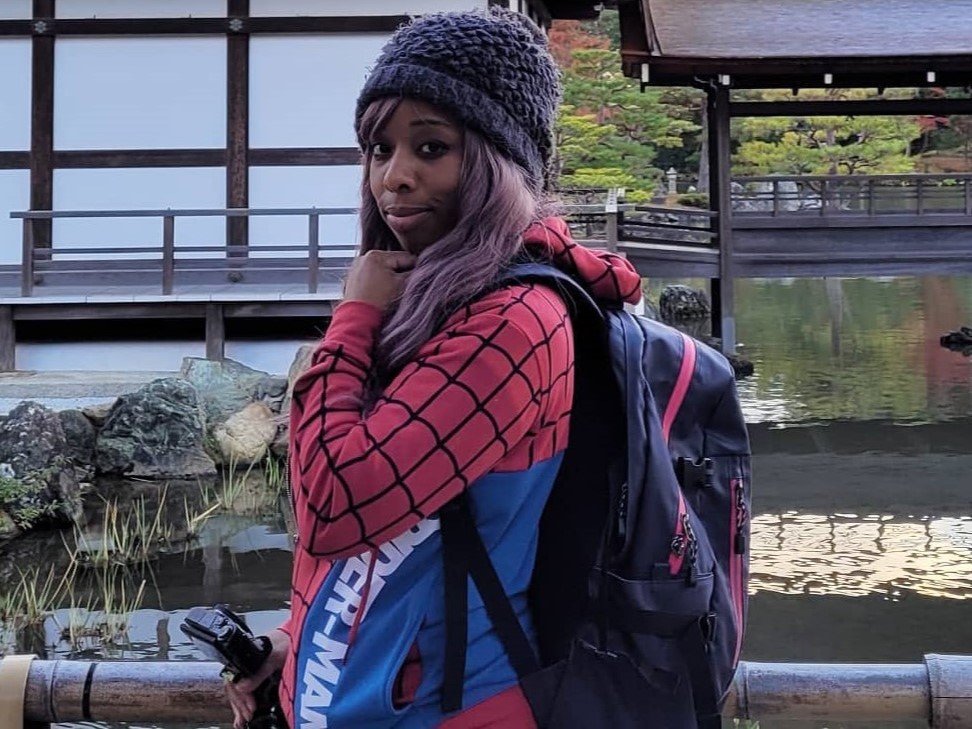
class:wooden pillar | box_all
[0,307,15,371]
[226,0,249,258]
[205,304,225,361]
[30,0,55,250]
[707,84,736,353]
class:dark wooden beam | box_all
[54,149,227,168]
[707,85,735,352]
[227,0,249,257]
[205,303,225,361]
[0,20,31,37]
[12,303,211,321]
[242,16,408,33]
[7,300,338,322]
[249,147,361,166]
[40,148,358,168]
[30,0,54,249]
[0,15,407,36]
[0,153,30,170]
[0,306,14,371]
[626,53,972,90]
[732,98,972,118]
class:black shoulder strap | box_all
[496,262,603,319]
[440,493,540,713]
[440,263,602,714]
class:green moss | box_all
[0,474,61,530]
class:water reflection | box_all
[752,512,972,600]
[733,276,972,423]
[3,275,970,729]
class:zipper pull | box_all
[615,481,628,550]
[734,532,747,555]
[734,479,748,555]
[682,513,698,585]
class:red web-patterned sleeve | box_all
[527,217,642,305]
[289,295,562,559]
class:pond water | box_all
[6,275,972,729]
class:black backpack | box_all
[440,263,752,729]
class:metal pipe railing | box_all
[6,654,972,726]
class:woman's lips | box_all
[384,208,431,236]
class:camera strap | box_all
[0,654,35,729]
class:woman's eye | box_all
[419,141,447,156]
[370,142,391,157]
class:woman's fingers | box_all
[225,679,257,725]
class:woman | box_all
[228,8,641,728]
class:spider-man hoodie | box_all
[280,217,641,728]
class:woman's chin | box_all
[400,236,436,256]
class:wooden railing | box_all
[11,207,358,297]
[11,176,972,300]
[11,197,657,298]
[619,203,716,247]
[4,655,972,726]
[732,173,972,217]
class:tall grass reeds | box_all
[66,489,173,569]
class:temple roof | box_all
[619,0,972,88]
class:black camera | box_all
[181,604,271,680]
[180,604,286,729]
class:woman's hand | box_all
[343,250,417,311]
[224,628,289,729]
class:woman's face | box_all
[367,100,464,255]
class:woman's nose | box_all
[383,151,416,192]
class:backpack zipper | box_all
[665,332,699,584]
[682,512,699,585]
[283,454,298,548]
[729,476,747,663]
[668,492,698,584]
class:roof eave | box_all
[622,52,972,89]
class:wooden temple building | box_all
[616,0,972,349]
[0,0,600,372]
[3,0,972,368]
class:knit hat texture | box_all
[355,7,562,188]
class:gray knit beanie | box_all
[355,7,562,189]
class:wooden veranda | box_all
[6,173,972,370]
[616,0,972,350]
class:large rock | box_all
[660,285,711,322]
[179,357,288,425]
[0,509,17,542]
[81,401,116,428]
[58,408,97,478]
[96,378,216,479]
[940,325,972,356]
[214,402,278,465]
[272,343,316,457]
[0,401,83,528]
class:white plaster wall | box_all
[16,340,310,374]
[0,171,29,266]
[248,166,360,257]
[0,1,31,19]
[53,168,225,256]
[55,37,226,150]
[226,339,315,374]
[56,0,226,18]
[250,0,484,16]
[0,40,31,151]
[249,35,385,149]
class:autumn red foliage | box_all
[547,20,609,69]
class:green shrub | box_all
[676,192,710,209]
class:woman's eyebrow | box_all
[409,118,454,128]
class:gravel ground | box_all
[0,370,176,414]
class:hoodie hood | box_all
[522,217,642,307]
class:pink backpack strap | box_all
[661,333,697,443]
